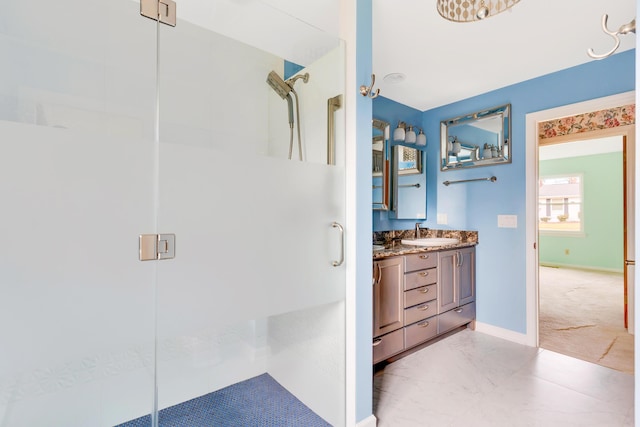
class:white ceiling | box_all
[373,0,636,111]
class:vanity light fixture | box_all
[405,126,417,144]
[416,128,427,146]
[394,122,425,145]
[436,0,520,23]
[393,121,406,142]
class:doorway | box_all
[525,91,636,351]
[537,135,633,372]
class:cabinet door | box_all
[373,257,404,337]
[437,250,457,313]
[458,247,476,306]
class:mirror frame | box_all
[440,103,511,171]
[372,118,390,210]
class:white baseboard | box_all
[356,414,377,427]
[474,321,535,347]
[539,262,623,274]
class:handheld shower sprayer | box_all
[266,71,294,127]
[266,70,310,161]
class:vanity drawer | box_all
[405,301,438,325]
[373,328,404,364]
[404,268,437,291]
[405,317,437,348]
[404,284,436,308]
[405,252,437,272]
[438,302,476,334]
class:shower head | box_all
[266,71,293,100]
[267,71,294,127]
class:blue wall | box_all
[372,49,635,334]
[355,0,373,423]
[422,49,635,333]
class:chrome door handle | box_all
[332,222,345,267]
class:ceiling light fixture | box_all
[383,73,406,84]
[436,0,520,23]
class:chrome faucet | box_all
[415,222,426,239]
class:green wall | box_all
[539,151,623,271]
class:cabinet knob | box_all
[419,255,430,259]
[419,271,429,277]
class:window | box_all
[538,175,583,234]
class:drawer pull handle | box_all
[373,339,383,347]
[454,308,464,313]
[419,288,430,294]
[417,321,430,328]
[419,272,429,277]
[419,255,430,259]
[418,304,429,311]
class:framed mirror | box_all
[372,118,390,210]
[440,103,511,171]
[390,144,426,219]
[394,145,423,175]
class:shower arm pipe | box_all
[587,14,636,60]
[442,176,497,186]
[327,95,342,165]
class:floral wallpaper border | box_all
[538,104,635,140]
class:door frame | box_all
[524,91,636,346]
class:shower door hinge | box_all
[139,234,176,261]
[140,0,177,27]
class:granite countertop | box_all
[372,229,478,260]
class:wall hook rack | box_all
[587,14,636,60]
[360,74,380,98]
[443,176,497,186]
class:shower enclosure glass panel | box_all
[0,0,157,426]
[155,1,346,425]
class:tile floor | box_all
[373,329,634,427]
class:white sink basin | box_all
[401,237,459,247]
[373,244,386,251]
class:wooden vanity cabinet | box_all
[373,246,476,365]
[437,246,476,334]
[373,257,405,363]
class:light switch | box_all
[437,213,448,225]
[498,215,517,228]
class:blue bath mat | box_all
[115,373,331,427]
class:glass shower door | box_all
[154,1,347,425]
[0,0,159,426]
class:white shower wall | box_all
[1,0,346,426]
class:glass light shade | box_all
[393,122,405,142]
[416,130,427,146]
[405,126,416,144]
[436,0,521,22]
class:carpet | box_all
[539,266,634,374]
[116,373,331,427]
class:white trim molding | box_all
[356,414,377,427]
[474,321,533,347]
[525,90,636,348]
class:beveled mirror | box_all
[441,103,511,171]
[372,118,390,210]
